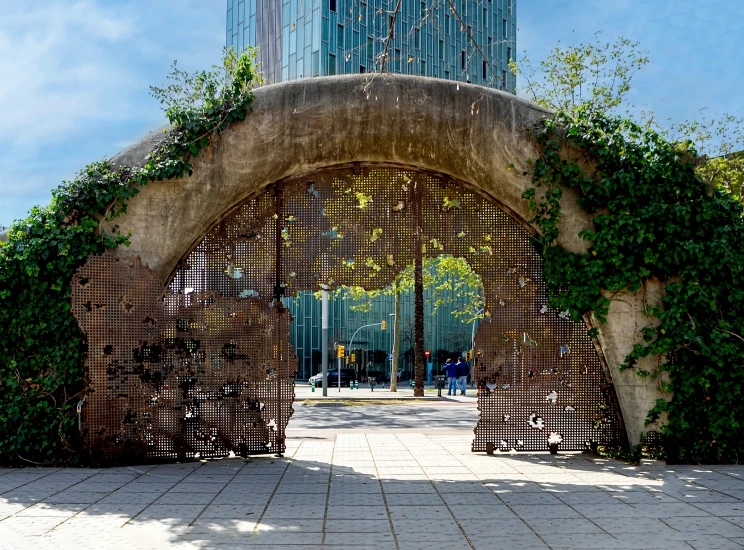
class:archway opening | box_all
[72,164,623,463]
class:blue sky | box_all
[0,0,742,227]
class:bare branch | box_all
[379,0,403,73]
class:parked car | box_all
[308,368,358,387]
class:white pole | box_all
[390,313,396,387]
[322,286,329,396]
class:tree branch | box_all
[379,0,403,73]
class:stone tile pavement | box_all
[1,434,743,549]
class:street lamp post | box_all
[321,286,329,396]
[347,321,384,387]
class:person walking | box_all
[456,356,469,396]
[444,358,458,396]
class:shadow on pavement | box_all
[0,434,743,549]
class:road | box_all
[288,402,479,431]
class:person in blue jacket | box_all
[456,356,469,396]
[444,358,459,396]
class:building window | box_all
[445,14,450,35]
[482,60,487,79]
[508,0,513,16]
[330,0,337,13]
[394,48,401,71]
[312,51,319,76]
[483,8,488,27]
[438,39,444,60]
[503,18,508,39]
[507,46,512,62]
[389,15,395,39]
[367,37,373,61]
[337,24,344,49]
[360,65,366,73]
[415,28,420,49]
[329,53,336,75]
[461,50,466,70]
[420,60,426,75]
[445,70,450,79]
[501,70,507,90]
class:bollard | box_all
[311,379,315,392]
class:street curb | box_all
[296,396,454,403]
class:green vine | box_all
[524,107,744,463]
[0,49,259,466]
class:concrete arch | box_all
[109,74,663,445]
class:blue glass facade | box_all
[284,280,478,380]
[225,1,511,380]
[227,0,517,91]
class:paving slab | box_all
[1,433,744,549]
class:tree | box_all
[328,255,485,390]
[509,33,649,117]
[670,113,744,203]
[510,35,743,203]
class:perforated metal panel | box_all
[71,253,294,463]
[71,164,623,463]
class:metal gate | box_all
[72,164,623,463]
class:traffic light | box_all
[381,320,387,331]
[351,353,356,363]
[465,350,472,361]
[337,345,345,358]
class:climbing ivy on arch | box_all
[523,106,744,463]
[0,49,261,466]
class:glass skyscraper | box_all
[225,1,508,379]
[227,0,517,92]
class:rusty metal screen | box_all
[72,164,622,462]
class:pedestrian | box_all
[456,356,469,395]
[444,358,458,396]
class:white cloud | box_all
[0,0,225,225]
[0,1,138,148]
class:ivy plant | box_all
[0,48,260,466]
[524,106,744,463]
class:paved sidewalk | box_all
[1,434,744,549]
[288,401,479,438]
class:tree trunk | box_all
[413,184,425,397]
[390,281,401,392]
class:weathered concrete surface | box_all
[591,282,670,445]
[106,73,661,446]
